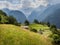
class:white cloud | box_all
[20,0,48,16]
[0,0,60,10]
[0,0,48,10]
[30,0,48,8]
[48,0,60,5]
[0,1,22,10]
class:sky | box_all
[0,0,48,9]
[0,0,60,16]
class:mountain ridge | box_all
[2,8,27,23]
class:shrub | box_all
[0,11,21,26]
[46,22,50,27]
[15,23,21,26]
[39,29,43,34]
[0,15,8,24]
[39,22,45,25]
[8,16,17,24]
[24,20,29,26]
[33,19,39,24]
[50,34,60,45]
[50,24,57,34]
[31,29,37,33]
[50,25,57,29]
[50,24,60,45]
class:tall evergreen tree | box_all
[47,22,50,27]
[34,19,39,24]
[8,16,17,24]
[24,20,29,26]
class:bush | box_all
[15,23,21,26]
[8,16,17,24]
[50,24,60,45]
[39,22,45,25]
[0,16,1,21]
[46,22,50,27]
[0,11,21,26]
[39,29,43,34]
[50,25,57,29]
[31,29,37,33]
[50,34,60,45]
[0,15,8,24]
[8,16,21,26]
[33,19,39,24]
[0,16,1,23]
[24,20,29,26]
[50,25,57,33]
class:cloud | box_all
[21,0,48,8]
[47,0,60,5]
[0,0,48,9]
[0,1,22,10]
[0,0,60,10]
[32,0,48,7]
[20,0,48,16]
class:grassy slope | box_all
[29,24,52,40]
[29,24,49,31]
[0,24,52,45]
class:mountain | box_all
[28,5,48,23]
[21,7,34,17]
[38,4,60,22]
[37,4,60,28]
[43,8,60,28]
[2,8,26,23]
[28,4,60,28]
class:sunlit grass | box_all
[29,24,49,31]
[29,24,52,40]
[0,24,52,45]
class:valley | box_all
[0,2,60,45]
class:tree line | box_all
[0,10,20,26]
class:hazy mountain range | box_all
[2,8,26,23]
[1,4,60,28]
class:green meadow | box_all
[0,24,52,45]
[29,23,50,30]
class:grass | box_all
[29,24,50,31]
[0,24,52,45]
[29,23,52,40]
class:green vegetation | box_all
[30,29,37,33]
[0,10,60,45]
[33,19,39,24]
[0,10,8,24]
[29,23,60,45]
[29,24,49,31]
[24,20,29,26]
[29,23,52,36]
[50,25,60,45]
[46,22,50,27]
[0,10,20,26]
[0,24,52,45]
